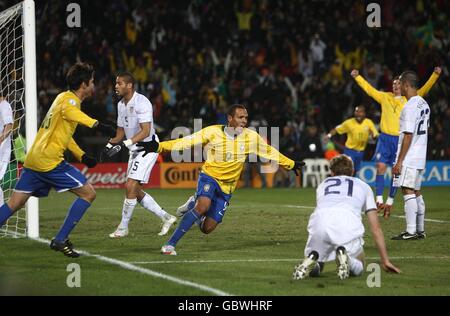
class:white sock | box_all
[119,198,137,229]
[376,196,383,204]
[139,193,168,220]
[404,194,417,234]
[416,195,425,232]
[349,256,364,276]
[0,188,4,206]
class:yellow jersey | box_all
[355,72,439,136]
[24,91,98,172]
[335,118,378,152]
[158,125,295,194]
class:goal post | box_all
[23,0,38,238]
[0,0,38,238]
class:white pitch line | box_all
[391,215,449,223]
[131,256,450,265]
[28,236,233,296]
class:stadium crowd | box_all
[7,0,450,161]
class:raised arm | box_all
[351,69,385,105]
[417,67,441,97]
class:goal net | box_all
[0,0,37,238]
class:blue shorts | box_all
[373,133,399,166]
[15,161,87,197]
[343,147,364,173]
[195,173,232,224]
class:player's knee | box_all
[84,188,96,203]
[194,203,209,215]
[125,180,140,195]
[201,225,215,234]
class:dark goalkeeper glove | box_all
[291,160,306,176]
[102,140,133,159]
[81,154,97,168]
[96,121,117,138]
[136,135,159,157]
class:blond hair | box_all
[330,154,354,176]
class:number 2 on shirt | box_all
[324,178,354,197]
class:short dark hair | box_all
[117,71,135,88]
[66,62,94,90]
[355,104,366,112]
[400,71,419,89]
[227,104,247,117]
[330,154,354,176]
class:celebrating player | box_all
[292,154,400,280]
[391,71,430,240]
[351,67,440,211]
[136,104,305,255]
[0,62,116,257]
[0,87,13,206]
[105,72,176,238]
[324,105,378,176]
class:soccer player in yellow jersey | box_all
[136,104,305,255]
[351,67,441,211]
[324,105,378,176]
[0,63,116,257]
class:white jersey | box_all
[309,175,377,244]
[117,91,156,152]
[396,95,430,169]
[0,99,13,162]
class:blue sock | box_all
[167,209,201,247]
[55,198,91,242]
[0,203,14,226]
[375,175,384,196]
[389,178,398,198]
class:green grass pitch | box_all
[0,187,449,295]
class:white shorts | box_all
[304,210,365,262]
[304,234,364,262]
[392,166,423,190]
[126,151,158,184]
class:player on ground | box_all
[0,87,13,206]
[292,154,400,280]
[391,71,430,240]
[0,63,116,257]
[324,105,378,176]
[136,104,305,255]
[351,67,440,211]
[105,72,176,238]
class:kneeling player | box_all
[292,155,400,280]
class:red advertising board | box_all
[72,163,161,189]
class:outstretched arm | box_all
[250,133,305,174]
[367,210,401,273]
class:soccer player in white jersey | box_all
[0,88,13,206]
[292,155,400,280]
[104,72,176,238]
[391,71,431,240]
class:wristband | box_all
[123,139,133,147]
